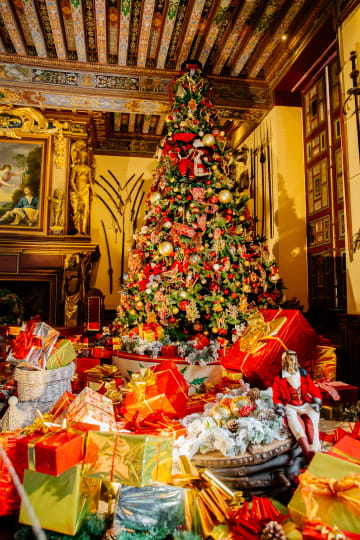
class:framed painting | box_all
[0,138,48,232]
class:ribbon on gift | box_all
[125,368,157,402]
[171,455,243,537]
[303,520,346,540]
[11,317,43,360]
[320,422,360,444]
[316,378,341,401]
[298,470,360,521]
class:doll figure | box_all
[272,349,322,461]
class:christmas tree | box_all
[115,60,284,359]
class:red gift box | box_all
[221,309,319,388]
[302,520,352,539]
[121,360,189,421]
[0,431,22,516]
[320,381,358,405]
[76,357,101,383]
[328,434,360,464]
[161,345,178,358]
[16,428,85,479]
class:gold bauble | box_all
[172,307,179,314]
[202,133,215,147]
[129,309,137,316]
[211,326,219,334]
[158,241,174,256]
[135,301,144,310]
[170,177,176,183]
[243,284,251,292]
[149,191,161,204]
[206,187,213,194]
[218,189,232,204]
[212,304,223,312]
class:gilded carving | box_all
[0,105,56,138]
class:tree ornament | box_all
[135,301,144,310]
[149,192,161,204]
[172,307,179,314]
[202,133,215,147]
[218,189,232,204]
[211,326,219,333]
[158,241,174,256]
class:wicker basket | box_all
[15,362,75,402]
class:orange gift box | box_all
[49,390,76,421]
[16,428,85,478]
[121,360,188,421]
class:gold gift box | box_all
[83,431,173,487]
[19,464,100,535]
[288,452,360,534]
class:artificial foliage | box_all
[115,60,284,348]
[15,513,110,540]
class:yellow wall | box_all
[244,106,308,309]
[338,4,360,313]
[92,154,156,311]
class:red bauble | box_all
[225,215,233,222]
[208,195,218,204]
[231,292,237,299]
[238,404,253,417]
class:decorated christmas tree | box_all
[115,60,284,360]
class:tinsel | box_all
[14,514,110,540]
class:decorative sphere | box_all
[213,264,221,271]
[179,291,187,298]
[129,309,137,316]
[189,254,200,264]
[135,301,144,310]
[158,241,173,256]
[149,192,161,204]
[172,307,179,314]
[202,133,215,147]
[211,326,219,334]
[269,273,280,282]
[218,189,232,204]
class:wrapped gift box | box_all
[328,434,360,464]
[46,339,76,370]
[16,428,85,478]
[48,390,76,421]
[19,464,100,535]
[220,309,319,388]
[65,387,117,431]
[0,431,22,516]
[320,381,358,405]
[76,357,101,384]
[113,483,184,532]
[7,318,59,369]
[288,452,360,535]
[83,431,173,486]
[121,361,188,421]
[312,345,337,381]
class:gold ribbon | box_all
[126,368,157,402]
[299,470,360,521]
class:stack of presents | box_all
[0,309,359,539]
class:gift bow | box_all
[126,368,156,402]
[11,317,43,359]
[299,470,360,521]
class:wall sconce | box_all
[344,50,360,158]
[233,146,249,164]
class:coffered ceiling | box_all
[0,0,346,155]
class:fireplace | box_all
[0,273,60,325]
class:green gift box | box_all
[19,464,100,535]
[288,452,360,535]
[46,339,76,370]
[83,431,173,487]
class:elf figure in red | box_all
[272,349,322,462]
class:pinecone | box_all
[261,521,286,540]
[198,382,207,393]
[247,387,261,401]
[226,419,238,432]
